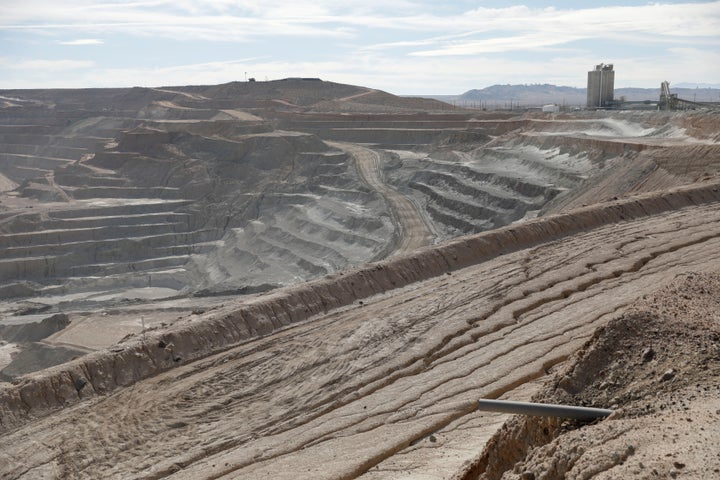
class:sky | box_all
[1,1,719,95]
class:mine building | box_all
[587,63,615,108]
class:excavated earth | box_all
[457,271,720,480]
[0,80,719,478]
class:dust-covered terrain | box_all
[0,80,719,479]
[459,272,720,480]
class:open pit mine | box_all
[1,79,719,479]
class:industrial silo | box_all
[587,63,615,108]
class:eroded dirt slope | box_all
[461,272,720,480]
[3,183,720,479]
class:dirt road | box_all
[329,141,435,254]
[3,196,720,479]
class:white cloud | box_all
[411,32,588,56]
[0,1,369,40]
[58,38,104,45]
[2,1,718,45]
[407,2,720,56]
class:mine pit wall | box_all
[519,133,658,159]
[141,120,273,138]
[0,230,213,285]
[541,143,720,215]
[2,181,720,433]
[267,112,525,143]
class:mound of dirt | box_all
[0,342,86,382]
[0,313,69,343]
[461,272,720,480]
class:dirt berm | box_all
[2,180,720,479]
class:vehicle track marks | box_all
[329,142,434,255]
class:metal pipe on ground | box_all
[478,399,613,420]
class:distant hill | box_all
[461,84,584,107]
[183,79,454,112]
[422,84,720,108]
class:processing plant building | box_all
[587,63,615,108]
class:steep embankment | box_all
[2,181,720,479]
[538,113,720,212]
[460,272,720,480]
[2,85,719,391]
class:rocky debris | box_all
[460,272,720,480]
[640,347,654,362]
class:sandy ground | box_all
[462,272,720,479]
[3,196,720,479]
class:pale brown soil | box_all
[3,183,720,478]
[461,272,720,480]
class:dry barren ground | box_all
[2,183,720,479]
[462,272,720,480]
[2,82,720,479]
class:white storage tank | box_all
[542,104,560,113]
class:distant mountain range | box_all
[422,84,720,107]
